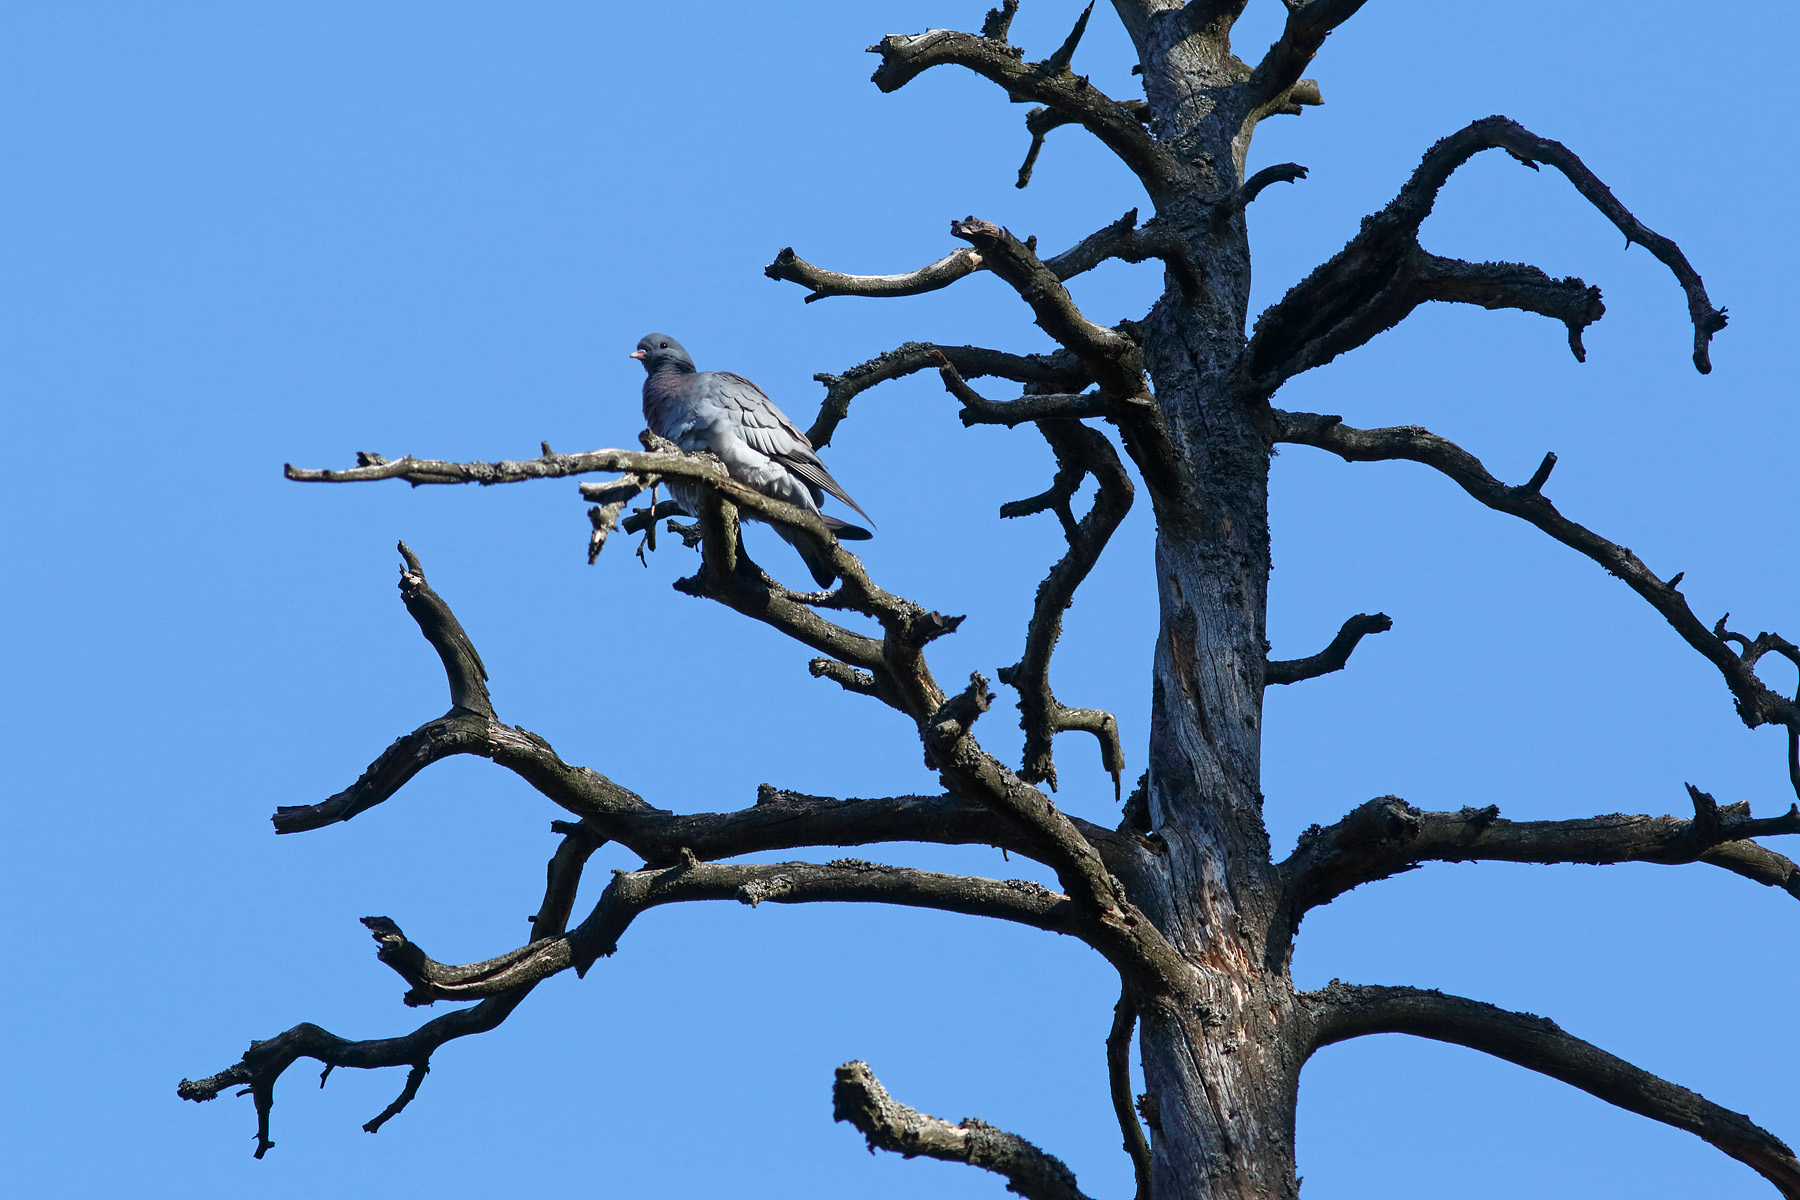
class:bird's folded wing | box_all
[778,454,874,527]
[709,372,875,527]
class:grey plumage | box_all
[632,333,872,586]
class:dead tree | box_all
[180,3,1800,1197]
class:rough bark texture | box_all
[187,4,1800,1198]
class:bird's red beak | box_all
[629,349,646,359]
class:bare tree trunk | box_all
[1123,50,1306,1185]
[1137,1001,1301,1199]
[1136,308,1304,1199]
[1136,461,1299,1196]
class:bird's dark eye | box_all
[659,341,669,348]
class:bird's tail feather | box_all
[775,516,866,588]
[820,514,873,541]
[792,536,838,589]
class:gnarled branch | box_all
[917,673,1189,991]
[284,440,705,489]
[1246,116,1727,394]
[772,216,1174,403]
[178,820,603,1156]
[770,211,1198,432]
[947,216,1183,496]
[1243,1,1369,117]
[1108,994,1153,1200]
[263,535,1177,993]
[1015,99,1150,189]
[1250,242,1605,394]
[834,1060,1097,1200]
[991,418,1134,796]
[395,541,489,715]
[806,341,1091,449]
[586,475,658,562]
[268,549,1154,877]
[1041,208,1206,302]
[1305,982,1800,1196]
[1265,611,1391,685]
[240,546,1180,1049]
[867,24,1184,199]
[949,217,1144,396]
[270,546,635,835]
[292,440,954,701]
[364,857,1089,1006]
[934,356,1109,428]
[1281,790,1800,924]
[764,245,984,303]
[179,836,1094,1157]
[1215,162,1308,225]
[1271,410,1800,738]
[179,992,536,1159]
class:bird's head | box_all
[630,333,695,375]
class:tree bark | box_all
[1125,32,1305,1196]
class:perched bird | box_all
[632,333,873,587]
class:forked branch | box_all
[268,545,641,835]
[1271,411,1800,741]
[948,217,1146,397]
[988,417,1134,795]
[1016,100,1150,190]
[475,452,1179,982]
[1307,982,1800,1196]
[934,353,1107,428]
[289,440,952,711]
[361,857,1090,1007]
[180,838,1094,1155]
[806,341,1091,449]
[918,673,1189,990]
[947,217,1183,496]
[834,1060,1097,1200]
[1281,790,1800,925]
[178,821,603,1156]
[867,21,1184,199]
[268,546,1143,876]
[1041,208,1207,301]
[1246,116,1727,394]
[190,541,1191,1151]
[1244,1,1369,117]
[768,215,1185,492]
[777,209,1201,310]
[271,504,1177,984]
[773,209,1198,436]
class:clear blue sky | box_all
[3,2,1796,1197]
